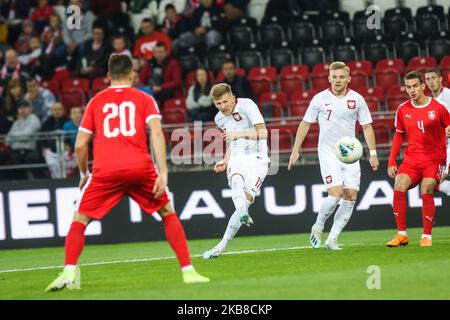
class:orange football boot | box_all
[386,233,409,247]
[420,237,432,247]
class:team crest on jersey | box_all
[428,111,435,120]
[232,112,243,121]
[347,100,356,109]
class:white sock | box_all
[181,265,194,272]
[64,265,76,271]
[439,180,450,195]
[421,234,432,240]
[398,231,407,236]
[220,200,251,248]
[231,175,246,213]
[315,196,341,230]
[328,199,356,242]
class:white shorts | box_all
[319,153,361,191]
[226,155,269,201]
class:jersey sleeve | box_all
[79,99,95,134]
[357,95,373,125]
[303,95,319,123]
[244,99,265,126]
[394,107,405,133]
[441,104,450,128]
[144,94,162,123]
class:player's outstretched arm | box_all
[288,121,311,171]
[149,118,168,198]
[221,123,268,141]
[74,131,92,189]
[387,132,404,178]
[362,124,379,171]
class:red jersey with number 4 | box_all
[395,97,450,163]
[79,85,161,173]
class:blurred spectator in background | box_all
[1,79,24,131]
[139,41,182,108]
[133,18,172,62]
[40,14,67,79]
[14,19,34,55]
[0,0,33,47]
[186,67,216,122]
[221,59,254,99]
[31,0,55,33]
[40,102,74,178]
[161,4,191,54]
[63,106,83,149]
[0,49,30,93]
[131,57,153,96]
[18,35,42,67]
[63,0,96,66]
[110,34,131,57]
[25,77,56,122]
[191,0,226,49]
[89,0,125,30]
[0,17,8,44]
[76,24,110,79]
[223,0,249,22]
[4,99,43,179]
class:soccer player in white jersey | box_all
[424,68,450,196]
[288,61,379,250]
[202,83,269,259]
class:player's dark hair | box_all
[165,3,176,11]
[404,71,424,83]
[108,54,133,80]
[425,68,442,77]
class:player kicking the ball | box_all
[387,71,450,248]
[45,55,209,292]
[288,61,379,250]
[424,68,450,196]
[202,83,269,259]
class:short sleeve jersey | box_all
[79,85,161,173]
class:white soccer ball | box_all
[335,136,363,164]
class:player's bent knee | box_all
[157,201,175,218]
[244,191,253,204]
[73,212,92,225]
[328,186,344,199]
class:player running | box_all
[45,55,209,292]
[424,68,450,196]
[288,61,379,250]
[202,83,269,259]
[387,71,450,248]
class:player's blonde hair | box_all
[210,83,233,100]
[329,61,350,74]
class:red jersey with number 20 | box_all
[79,85,161,173]
[395,97,450,163]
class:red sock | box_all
[162,213,191,268]
[422,194,435,235]
[65,221,86,265]
[393,190,407,232]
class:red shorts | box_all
[398,158,446,189]
[76,167,169,220]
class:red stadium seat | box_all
[248,66,277,83]
[365,96,381,112]
[259,92,288,118]
[375,69,401,90]
[376,58,405,75]
[249,78,272,101]
[289,101,309,117]
[407,56,437,73]
[348,60,373,77]
[62,78,90,95]
[41,79,61,97]
[371,122,393,147]
[301,124,319,154]
[386,85,408,99]
[59,89,86,112]
[279,64,308,80]
[359,86,385,102]
[311,62,331,77]
[290,89,318,104]
[279,77,305,99]
[162,108,187,124]
[311,74,329,91]
[92,77,110,94]
[349,70,369,91]
[164,98,187,111]
[269,129,292,154]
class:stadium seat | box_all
[272,47,295,68]
[352,11,379,41]
[299,45,326,70]
[236,50,264,72]
[311,63,330,91]
[394,37,422,64]
[406,56,437,73]
[301,125,319,154]
[440,55,450,86]
[230,16,258,33]
[384,16,410,36]
[375,70,401,91]
[178,54,200,74]
[162,108,187,124]
[322,20,346,45]
[365,97,382,112]
[62,78,90,95]
[386,85,409,110]
[359,86,385,103]
[289,100,309,117]
[259,92,288,118]
[349,71,369,91]
[415,14,441,37]
[228,26,255,46]
[362,41,390,65]
[41,79,61,97]
[427,36,450,63]
[290,21,316,45]
[206,52,232,75]
[376,58,405,75]
[384,7,413,25]
[371,122,393,151]
[215,68,246,82]
[248,66,276,101]
[269,129,292,155]
[280,64,308,80]
[259,23,286,49]
[331,43,358,63]
[290,89,318,104]
[164,98,187,111]
[323,10,351,27]
[280,77,305,100]
[417,5,446,24]
[59,89,86,112]
[348,60,374,77]
[91,77,110,95]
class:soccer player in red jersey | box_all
[46,55,209,292]
[387,71,450,248]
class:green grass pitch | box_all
[1,227,450,300]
